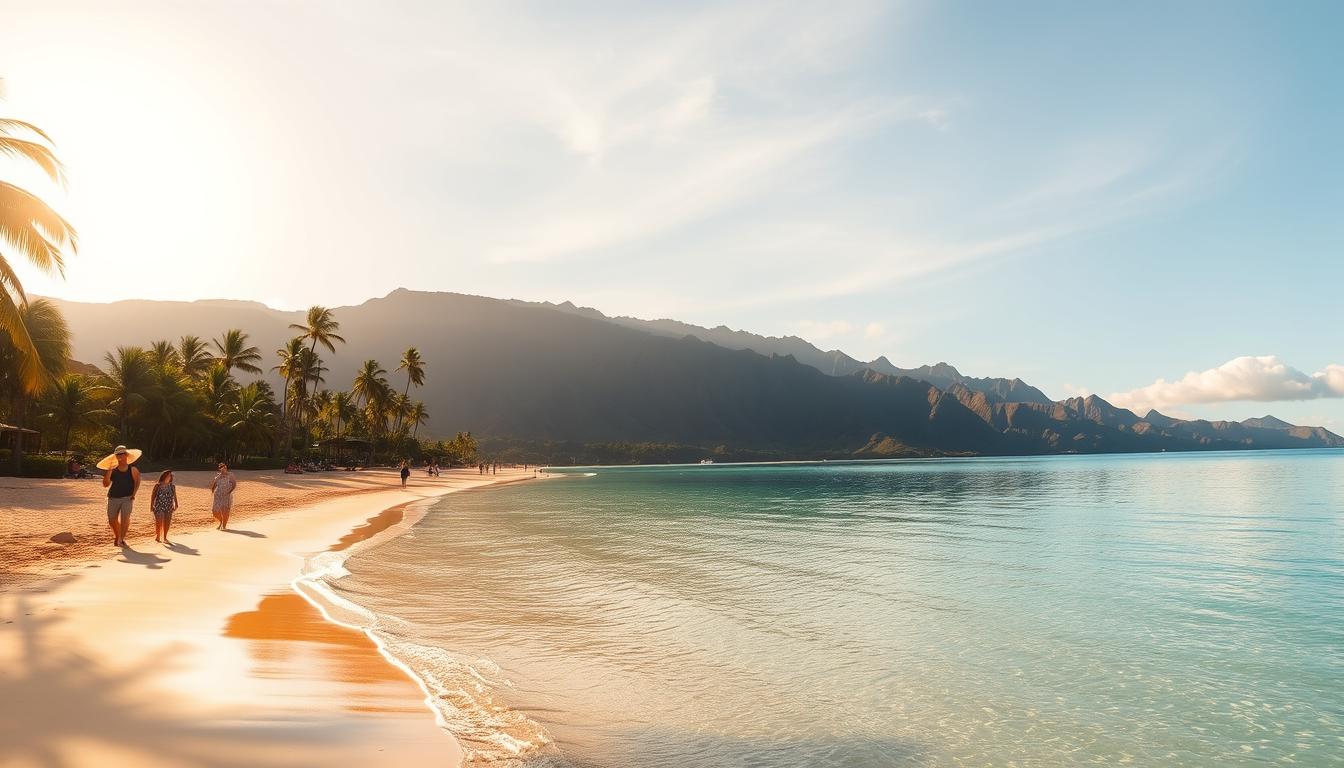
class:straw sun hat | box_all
[96,445,143,471]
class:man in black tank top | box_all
[102,445,141,546]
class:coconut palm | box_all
[330,390,355,440]
[213,329,262,375]
[0,115,78,393]
[39,374,107,454]
[143,367,198,459]
[0,298,70,469]
[290,306,344,358]
[351,359,387,411]
[394,347,425,432]
[147,339,180,373]
[273,337,304,419]
[201,361,238,417]
[292,347,326,430]
[225,382,275,463]
[407,401,429,439]
[100,346,154,441]
[177,335,213,379]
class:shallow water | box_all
[331,452,1344,766]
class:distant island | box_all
[48,289,1343,465]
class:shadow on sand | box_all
[116,545,171,569]
[222,529,266,538]
[0,588,345,768]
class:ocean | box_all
[315,451,1344,766]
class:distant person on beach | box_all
[400,460,411,486]
[100,445,141,546]
[66,456,89,478]
[151,470,179,545]
[210,462,237,530]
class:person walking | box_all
[400,460,411,486]
[99,445,141,546]
[210,462,237,530]
[151,470,179,545]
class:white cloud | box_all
[863,322,886,340]
[1108,356,1344,414]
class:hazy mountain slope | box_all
[46,289,1343,457]
[520,300,1054,403]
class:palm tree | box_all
[273,337,304,419]
[408,401,429,439]
[177,335,213,379]
[0,298,70,470]
[201,361,238,418]
[225,382,275,463]
[292,347,326,430]
[290,306,345,358]
[351,359,387,412]
[0,114,78,393]
[147,339,180,373]
[143,366,197,459]
[39,374,107,454]
[395,347,425,432]
[212,329,262,375]
[330,390,355,440]
[100,346,154,441]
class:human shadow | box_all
[0,588,386,768]
[116,545,171,569]
[165,541,200,556]
[222,529,266,538]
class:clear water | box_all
[331,452,1344,766]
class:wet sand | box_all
[0,467,534,767]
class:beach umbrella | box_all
[95,445,143,471]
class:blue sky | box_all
[2,1,1342,425]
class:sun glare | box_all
[3,18,265,304]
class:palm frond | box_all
[0,282,45,392]
[0,180,77,275]
[0,118,57,144]
[0,136,66,185]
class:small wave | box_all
[374,634,571,766]
[292,496,565,767]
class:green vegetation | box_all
[1,301,479,476]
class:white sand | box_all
[0,466,536,767]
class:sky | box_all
[1,1,1342,426]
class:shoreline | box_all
[0,466,535,767]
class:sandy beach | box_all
[0,466,534,767]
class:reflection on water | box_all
[336,451,1344,766]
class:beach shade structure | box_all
[320,437,372,465]
[95,445,143,471]
[0,423,40,439]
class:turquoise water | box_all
[334,452,1344,766]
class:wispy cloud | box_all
[1107,355,1344,414]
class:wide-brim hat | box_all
[96,446,142,471]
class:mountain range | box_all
[46,289,1343,461]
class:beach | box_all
[0,466,533,768]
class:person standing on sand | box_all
[400,460,411,486]
[151,470,179,544]
[100,445,141,546]
[210,462,237,530]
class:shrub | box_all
[0,451,71,478]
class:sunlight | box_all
[3,22,267,303]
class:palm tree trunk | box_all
[10,396,26,474]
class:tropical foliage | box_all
[0,300,475,474]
